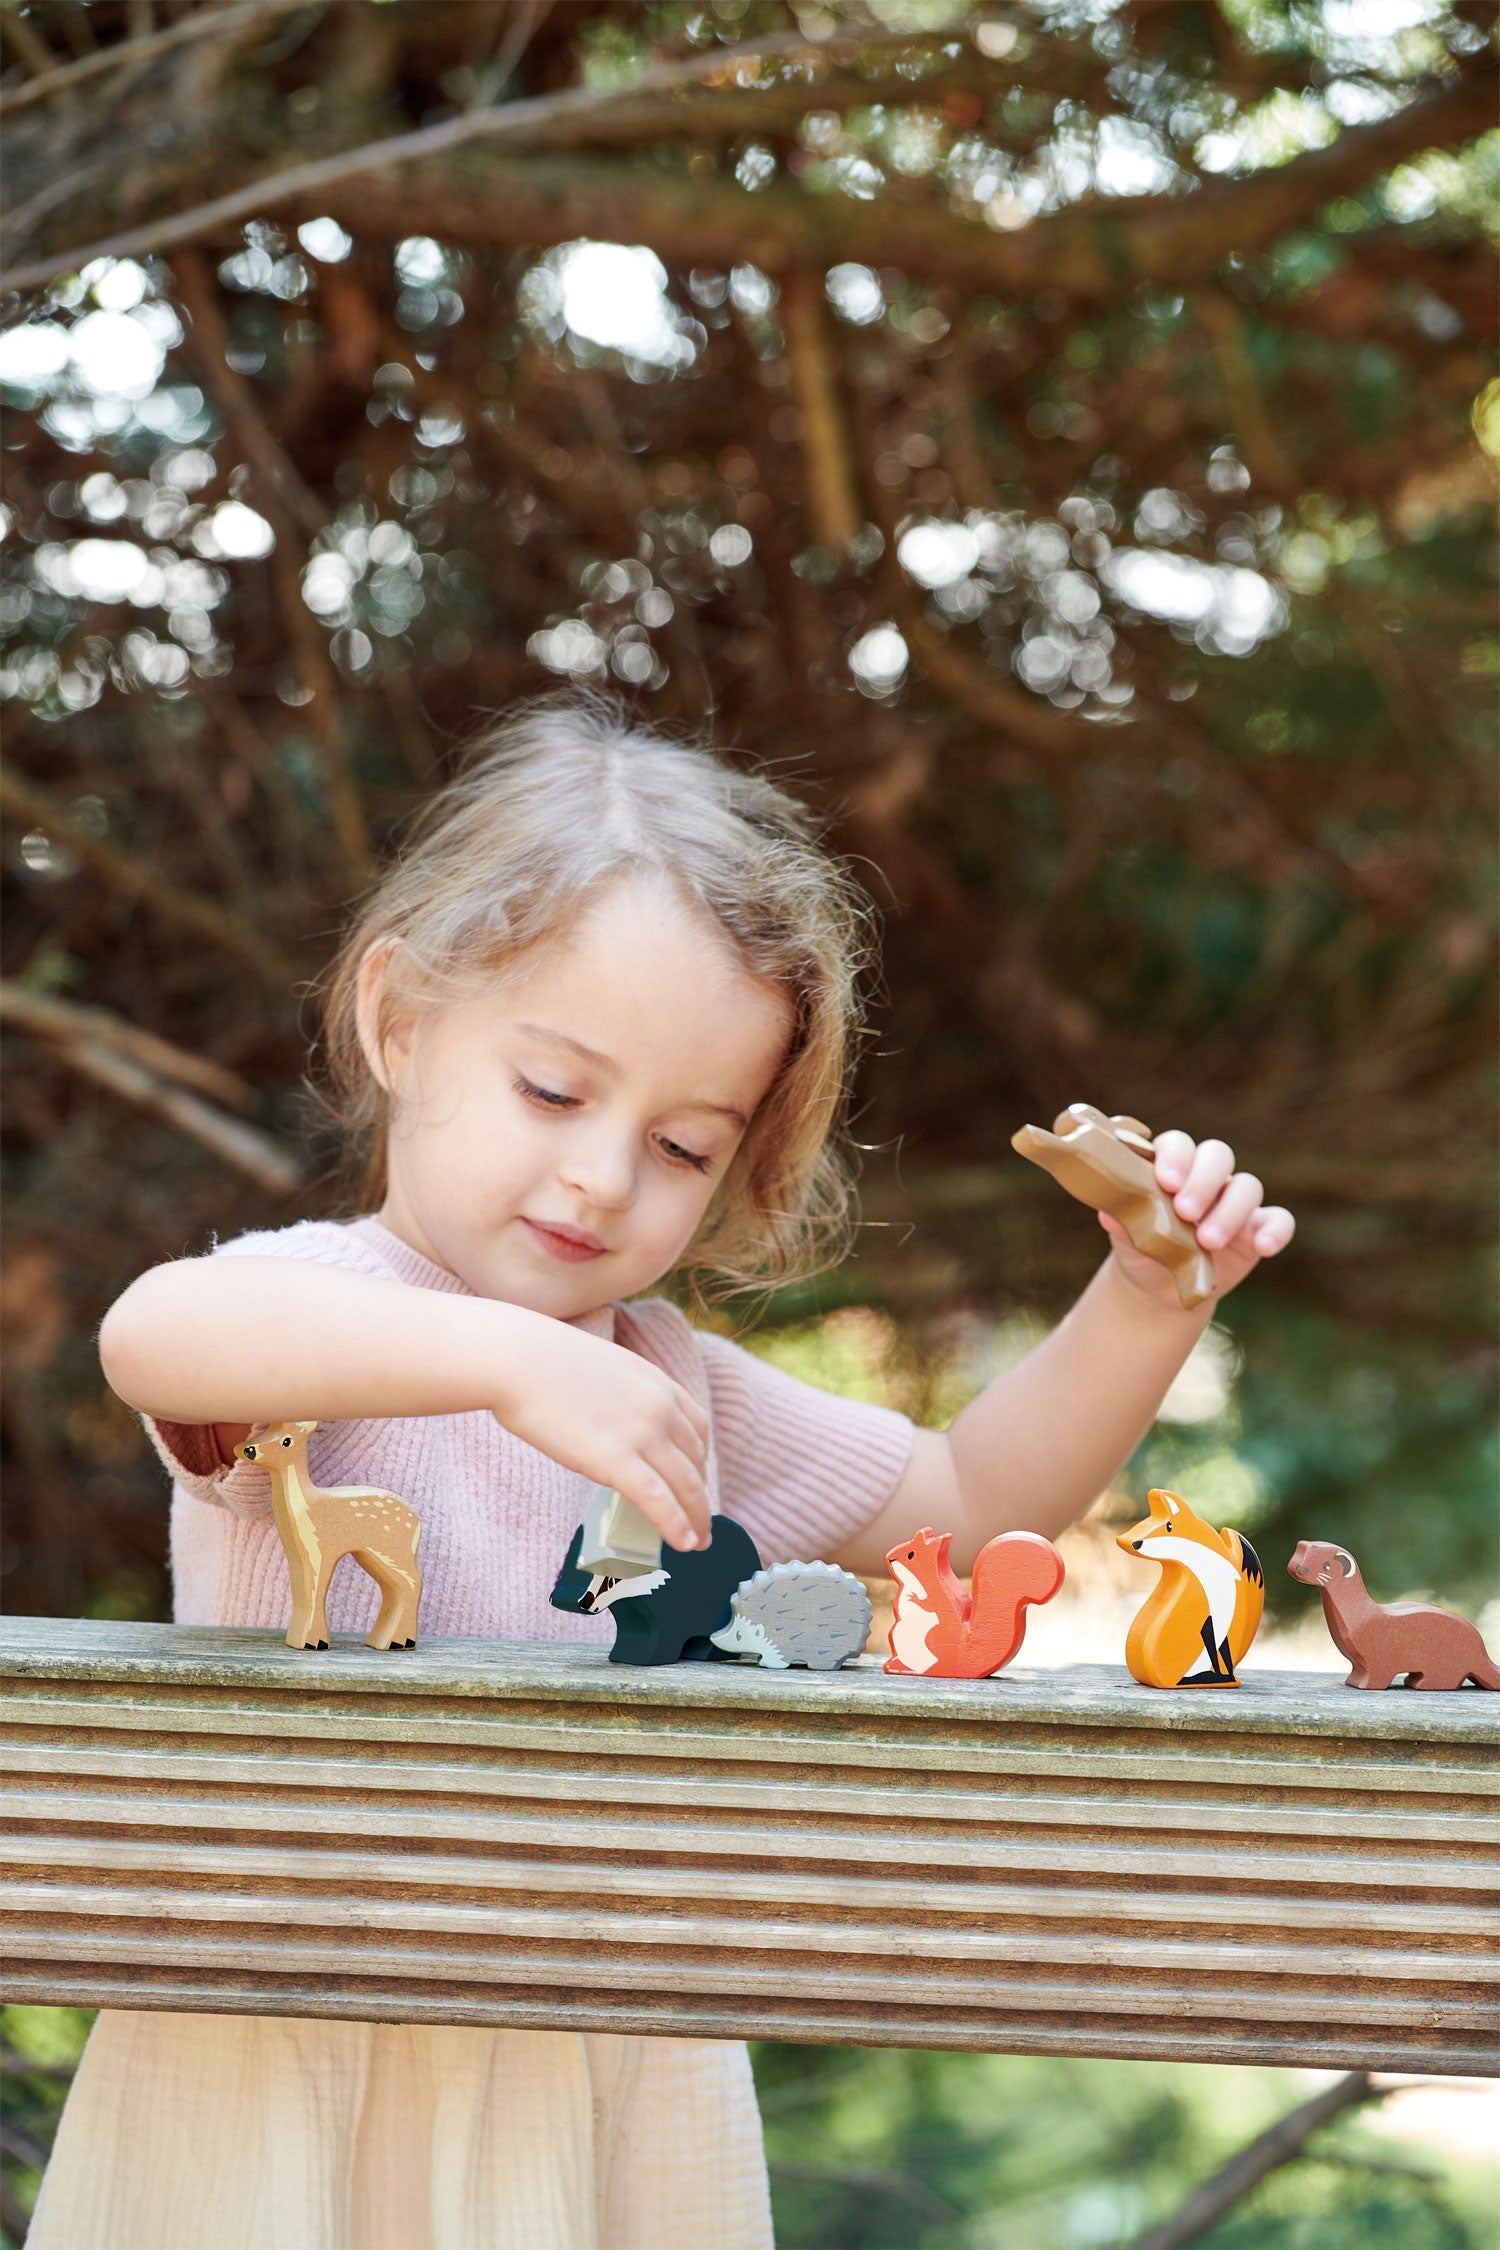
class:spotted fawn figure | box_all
[234,1419,423,1651]
[1118,1488,1264,1688]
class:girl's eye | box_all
[514,1076,578,1111]
[658,1136,712,1175]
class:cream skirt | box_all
[29,2010,774,2250]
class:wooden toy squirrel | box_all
[1118,1488,1263,1687]
[550,1514,762,1665]
[233,1420,423,1652]
[1012,1103,1216,1310]
[884,1526,1064,1678]
[1288,1541,1500,1691]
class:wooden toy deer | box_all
[233,1420,423,1652]
[1288,1540,1499,1690]
[1012,1103,1216,1310]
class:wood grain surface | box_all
[3,1619,1495,2073]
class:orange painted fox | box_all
[1118,1488,1264,1688]
[884,1526,1065,1678]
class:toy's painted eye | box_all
[244,1446,256,1460]
[282,1436,292,1447]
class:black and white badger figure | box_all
[709,1560,872,1671]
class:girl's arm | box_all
[100,1257,712,1548]
[832,1129,1294,1576]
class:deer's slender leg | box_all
[285,1545,320,1649]
[306,1549,338,1649]
[360,1552,422,1648]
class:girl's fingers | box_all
[676,1387,711,1453]
[672,1400,709,1470]
[1152,1130,1197,1192]
[1198,1172,1263,1251]
[1249,1205,1295,1258]
[1173,1138,1235,1223]
[642,1436,712,1547]
[617,1463,698,1552]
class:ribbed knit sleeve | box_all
[140,1220,399,1520]
[621,1301,914,1568]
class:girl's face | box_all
[360,875,793,1318]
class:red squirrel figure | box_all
[884,1526,1065,1678]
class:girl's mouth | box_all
[522,1217,606,1263]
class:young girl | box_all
[36,693,1292,2250]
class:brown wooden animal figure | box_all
[234,1420,423,1652]
[1288,1541,1500,1691]
[1011,1103,1216,1310]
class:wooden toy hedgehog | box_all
[709,1561,873,1670]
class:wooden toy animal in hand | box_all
[1011,1103,1216,1310]
[884,1527,1064,1678]
[1288,1541,1499,1691]
[233,1420,423,1652]
[1118,1488,1263,1688]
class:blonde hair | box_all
[319,691,876,1304]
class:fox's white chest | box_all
[890,1561,940,1673]
[1142,1535,1239,1673]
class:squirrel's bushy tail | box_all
[967,1532,1066,1675]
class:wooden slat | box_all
[3,1618,1496,2073]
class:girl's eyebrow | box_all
[515,1022,748,1128]
[517,1022,615,1072]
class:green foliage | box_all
[751,2045,1499,2250]
[0,2006,94,2245]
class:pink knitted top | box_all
[146,1215,915,1644]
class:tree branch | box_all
[1127,2072,1386,2250]
[0,761,297,986]
[0,0,313,117]
[0,8,60,82]
[172,247,372,884]
[4,32,1488,300]
[0,982,254,1108]
[171,247,327,539]
[0,984,302,1196]
[781,270,862,553]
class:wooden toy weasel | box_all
[233,1420,423,1651]
[1011,1103,1216,1310]
[883,1526,1064,1678]
[1288,1541,1499,1690]
[1118,1488,1263,1687]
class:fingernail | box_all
[1200,1225,1223,1248]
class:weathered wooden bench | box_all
[2,1616,1495,2076]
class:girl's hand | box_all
[1099,1130,1295,1310]
[490,1317,712,1551]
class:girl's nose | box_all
[559,1133,636,1212]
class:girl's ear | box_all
[354,939,415,1096]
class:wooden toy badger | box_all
[550,1514,761,1666]
[709,1562,872,1670]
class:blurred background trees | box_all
[1,0,1495,1618]
[1,5,1498,2243]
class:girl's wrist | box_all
[1098,1247,1216,1332]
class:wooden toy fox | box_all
[884,1526,1064,1678]
[1118,1488,1263,1688]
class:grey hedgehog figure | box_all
[709,1561,872,1670]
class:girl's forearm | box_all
[947,1255,1212,1545]
[99,1257,542,1427]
